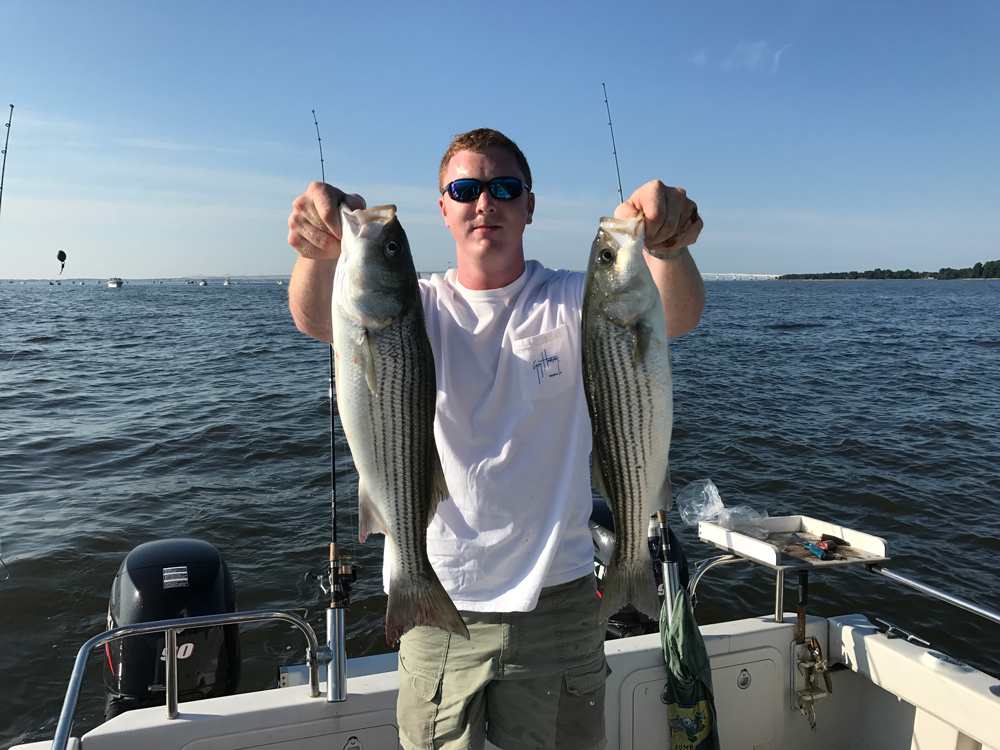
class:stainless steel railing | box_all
[688,554,750,605]
[867,564,1000,626]
[51,609,321,750]
[688,554,1000,627]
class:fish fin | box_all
[632,320,653,364]
[385,569,470,646]
[427,448,450,525]
[599,549,661,621]
[356,331,378,395]
[357,483,386,543]
[590,445,611,502]
[658,463,674,513]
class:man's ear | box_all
[439,195,450,227]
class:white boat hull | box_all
[13,612,999,750]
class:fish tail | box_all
[599,555,661,621]
[385,571,471,646]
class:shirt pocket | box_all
[511,324,575,401]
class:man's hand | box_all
[287,182,366,343]
[613,180,702,256]
[613,180,705,337]
[287,182,367,260]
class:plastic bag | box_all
[676,479,770,540]
[676,479,724,525]
[717,506,770,540]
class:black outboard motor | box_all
[590,498,689,638]
[104,539,241,720]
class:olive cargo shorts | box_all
[396,574,608,750]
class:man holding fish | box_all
[287,128,704,750]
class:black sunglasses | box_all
[441,177,530,203]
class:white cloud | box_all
[689,50,708,67]
[720,41,792,73]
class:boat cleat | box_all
[874,617,930,646]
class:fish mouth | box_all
[598,214,644,247]
[342,205,397,240]
[599,213,643,234]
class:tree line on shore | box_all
[779,259,1000,281]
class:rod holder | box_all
[657,510,680,622]
[326,606,347,702]
[775,568,785,623]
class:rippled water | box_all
[2,279,999,747]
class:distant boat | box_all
[276,280,284,285]
[199,280,207,286]
[223,279,231,286]
[108,277,124,288]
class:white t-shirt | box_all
[381,260,595,612]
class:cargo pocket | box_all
[558,655,609,750]
[398,649,445,703]
[397,644,448,750]
[563,654,609,697]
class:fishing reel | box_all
[307,544,358,607]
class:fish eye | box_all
[599,248,615,264]
[385,241,399,256]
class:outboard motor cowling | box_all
[104,538,240,720]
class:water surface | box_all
[1,279,998,747]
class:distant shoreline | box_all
[779,259,999,281]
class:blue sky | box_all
[0,0,997,279]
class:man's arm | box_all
[286,182,367,343]
[289,257,337,343]
[615,181,706,337]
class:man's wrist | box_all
[645,245,688,261]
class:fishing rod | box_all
[0,105,13,230]
[310,109,353,704]
[312,110,338,563]
[312,110,325,183]
[602,85,624,204]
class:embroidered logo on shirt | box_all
[513,325,574,400]
[533,349,562,384]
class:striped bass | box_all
[582,213,673,621]
[332,204,469,645]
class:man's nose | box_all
[475,189,496,213]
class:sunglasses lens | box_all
[445,178,526,202]
[448,180,481,202]
[489,178,523,200]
